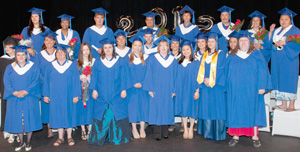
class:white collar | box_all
[115,46,131,58]
[179,24,197,35]
[205,50,221,63]
[100,56,119,68]
[217,22,234,40]
[52,60,72,74]
[1,55,14,59]
[194,52,203,61]
[83,58,96,67]
[56,29,73,45]
[90,25,107,35]
[248,29,256,37]
[11,61,34,75]
[154,53,174,68]
[144,46,157,55]
[181,59,191,67]
[130,54,149,65]
[236,49,250,59]
[273,25,293,50]
[173,53,181,60]
[41,50,56,62]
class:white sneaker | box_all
[8,134,15,143]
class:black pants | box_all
[153,125,168,139]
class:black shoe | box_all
[163,136,168,139]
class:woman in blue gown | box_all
[4,45,42,151]
[196,32,227,141]
[125,35,150,139]
[21,7,50,61]
[34,30,57,138]
[266,8,300,112]
[226,31,272,148]
[174,40,199,139]
[143,36,177,140]
[88,38,132,146]
[43,44,81,147]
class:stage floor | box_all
[1,124,299,152]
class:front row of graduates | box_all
[2,30,272,151]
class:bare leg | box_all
[26,132,33,148]
[47,123,53,138]
[274,100,287,110]
[188,118,195,139]
[182,117,188,139]
[140,121,146,138]
[286,100,295,111]
[81,125,87,140]
[132,123,140,139]
[57,128,64,140]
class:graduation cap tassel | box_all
[3,43,6,55]
[126,35,128,46]
[262,17,265,29]
[228,11,231,29]
[70,19,72,30]
[26,50,30,64]
[192,14,195,24]
[291,14,294,25]
[41,13,44,25]
[105,14,107,27]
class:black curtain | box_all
[0,0,299,55]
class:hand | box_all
[171,93,176,98]
[254,43,261,50]
[269,24,276,33]
[73,97,79,104]
[81,77,88,84]
[275,40,286,47]
[258,89,265,94]
[13,91,22,98]
[149,92,154,98]
[134,83,142,88]
[121,90,127,98]
[194,92,199,100]
[27,48,35,56]
[92,90,98,100]
[204,78,210,87]
[96,48,102,54]
[19,90,29,97]
[44,97,50,103]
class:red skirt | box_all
[228,127,259,137]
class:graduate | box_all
[34,30,57,138]
[227,31,239,56]
[0,37,20,143]
[194,33,208,61]
[88,38,132,146]
[266,8,300,112]
[196,32,227,141]
[82,7,114,58]
[140,28,158,55]
[114,29,131,58]
[137,12,160,41]
[175,5,200,41]
[143,36,177,140]
[76,43,95,141]
[174,39,200,139]
[56,14,81,60]
[210,5,234,52]
[169,35,182,61]
[126,35,150,139]
[43,44,81,147]
[3,45,42,151]
[21,7,50,61]
[226,31,272,148]
[247,10,271,63]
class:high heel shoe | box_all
[25,145,32,151]
[15,143,26,151]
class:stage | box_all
[0,124,299,152]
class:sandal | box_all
[81,131,87,140]
[272,105,286,110]
[53,138,64,146]
[68,138,75,146]
[229,139,239,147]
[86,130,91,139]
[253,140,261,148]
[285,108,295,112]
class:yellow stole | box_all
[196,50,220,88]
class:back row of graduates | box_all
[0,4,300,151]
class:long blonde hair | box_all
[129,51,145,66]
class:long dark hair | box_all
[247,18,262,29]
[100,45,116,59]
[27,15,46,37]
[41,37,57,51]
[78,43,93,70]
[178,45,194,64]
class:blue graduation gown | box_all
[143,53,177,125]
[43,60,81,128]
[198,51,226,120]
[210,22,234,52]
[175,23,200,41]
[225,50,272,128]
[265,25,300,95]
[82,26,114,58]
[56,29,82,60]
[3,61,42,133]
[248,29,271,63]
[34,50,56,124]
[21,26,50,61]
[90,56,132,121]
[125,55,150,123]
[174,60,199,119]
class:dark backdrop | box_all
[0,0,299,55]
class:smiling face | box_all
[251,17,261,29]
[116,36,126,47]
[16,52,27,64]
[239,37,250,51]
[170,41,180,52]
[56,49,67,61]
[207,39,217,51]
[94,14,105,26]
[143,34,153,44]
[280,15,292,29]
[60,20,70,30]
[220,12,230,24]
[182,45,192,59]
[197,39,207,50]
[145,17,154,28]
[103,44,114,57]
[31,14,40,25]
[44,37,56,49]
[229,37,238,50]
[158,41,169,55]
[82,45,91,58]
[132,41,143,55]
[5,44,15,56]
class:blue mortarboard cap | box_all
[41,30,57,38]
[114,29,129,46]
[129,35,147,53]
[180,39,196,53]
[168,35,182,43]
[153,35,171,46]
[11,45,30,64]
[179,5,196,24]
[143,11,158,24]
[278,7,297,25]
[207,32,223,51]
[237,30,252,38]
[58,14,74,29]
[139,28,155,36]
[54,44,71,62]
[195,33,208,40]
[99,38,117,46]
[28,7,45,24]
[228,30,240,38]
[249,10,267,28]
[218,6,234,29]
[92,7,109,27]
